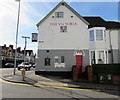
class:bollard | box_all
[20,68,26,81]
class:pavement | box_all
[1,70,120,92]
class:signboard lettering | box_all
[50,22,77,26]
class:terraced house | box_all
[35,1,120,75]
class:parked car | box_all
[4,63,14,68]
[18,62,31,70]
[32,63,36,68]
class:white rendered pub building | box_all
[35,1,120,75]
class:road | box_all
[0,68,119,100]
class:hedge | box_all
[92,64,120,75]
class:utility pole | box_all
[14,0,21,75]
[22,36,30,63]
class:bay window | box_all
[90,30,94,41]
[90,50,108,65]
[89,28,106,42]
[96,30,103,41]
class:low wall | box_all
[92,64,120,85]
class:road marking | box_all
[36,81,68,87]
[0,78,100,92]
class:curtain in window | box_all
[91,51,96,64]
[96,30,103,41]
[97,51,104,64]
[90,30,94,41]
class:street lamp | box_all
[22,36,30,63]
[14,0,21,75]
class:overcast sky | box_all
[0,0,119,53]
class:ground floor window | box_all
[54,56,65,67]
[45,58,50,66]
[90,50,108,65]
[90,51,96,64]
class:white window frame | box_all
[55,12,64,18]
[89,27,106,42]
[89,30,94,41]
[54,56,65,67]
[89,50,108,65]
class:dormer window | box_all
[55,12,63,18]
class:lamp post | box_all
[14,0,21,75]
[22,36,30,63]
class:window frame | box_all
[54,56,65,67]
[89,50,108,65]
[89,30,94,41]
[96,29,104,41]
[55,12,64,18]
[60,26,67,32]
[89,27,106,42]
[45,58,50,66]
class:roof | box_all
[106,21,120,29]
[21,50,33,56]
[83,17,106,28]
[36,1,120,30]
[83,16,120,29]
[36,1,89,27]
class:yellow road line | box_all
[0,78,100,92]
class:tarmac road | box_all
[0,68,119,100]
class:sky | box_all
[0,0,119,54]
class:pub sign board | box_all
[32,33,38,42]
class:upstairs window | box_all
[60,26,67,32]
[89,30,94,41]
[89,28,105,42]
[96,30,103,41]
[55,12,63,18]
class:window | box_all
[54,56,59,64]
[45,58,50,66]
[89,29,105,42]
[90,51,96,64]
[89,30,94,41]
[96,30,103,41]
[55,12,63,18]
[90,50,108,65]
[97,51,104,64]
[60,26,67,32]
[61,56,65,63]
[54,56,65,67]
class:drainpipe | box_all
[109,30,114,63]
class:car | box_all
[4,63,14,68]
[32,63,36,68]
[29,63,36,68]
[18,62,31,70]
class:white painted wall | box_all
[106,30,119,49]
[38,5,89,50]
[89,28,119,50]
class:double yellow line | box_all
[0,78,100,91]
